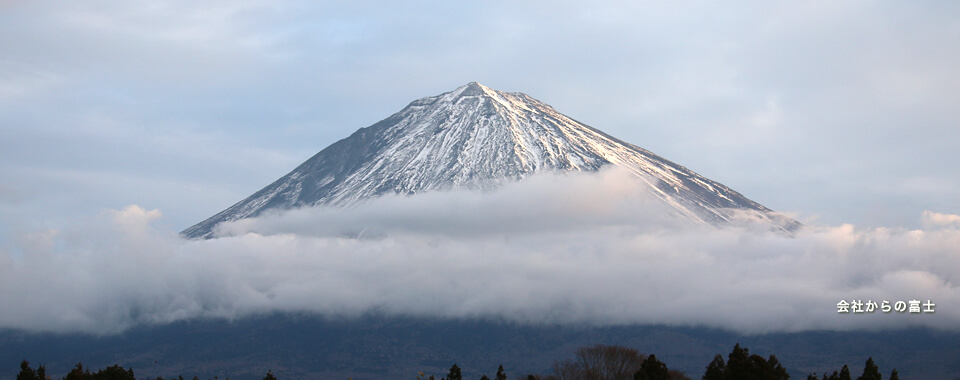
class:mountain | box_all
[183,82,796,239]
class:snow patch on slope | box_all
[183,82,796,239]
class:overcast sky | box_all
[2,1,958,232]
[0,1,958,334]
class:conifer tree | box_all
[750,354,770,379]
[725,344,752,380]
[496,365,507,380]
[263,370,277,380]
[64,363,90,380]
[447,364,462,380]
[768,355,789,380]
[16,360,37,380]
[839,365,851,380]
[856,357,881,380]
[888,369,898,380]
[702,354,725,380]
[634,354,669,380]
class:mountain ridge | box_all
[183,82,796,239]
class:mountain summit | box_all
[183,82,795,239]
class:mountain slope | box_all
[183,82,794,239]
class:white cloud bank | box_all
[1,169,957,335]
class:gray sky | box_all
[1,1,958,334]
[1,1,957,232]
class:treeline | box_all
[415,344,692,380]
[701,344,899,380]
[799,357,898,380]
[14,361,241,380]
[16,361,135,380]
[417,343,898,380]
[14,343,901,380]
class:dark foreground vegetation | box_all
[4,316,955,379]
[15,343,903,380]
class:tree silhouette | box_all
[702,354,725,380]
[263,370,277,380]
[767,355,789,380]
[447,363,462,380]
[855,357,881,380]
[575,344,644,380]
[95,364,135,380]
[553,358,581,380]
[839,365,851,380]
[634,354,669,380]
[701,344,791,380]
[8,349,914,380]
[64,363,91,380]
[724,343,754,380]
[16,361,48,380]
[16,361,37,380]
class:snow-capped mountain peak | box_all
[183,82,796,239]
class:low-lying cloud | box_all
[1,169,957,335]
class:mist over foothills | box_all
[1,168,956,336]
